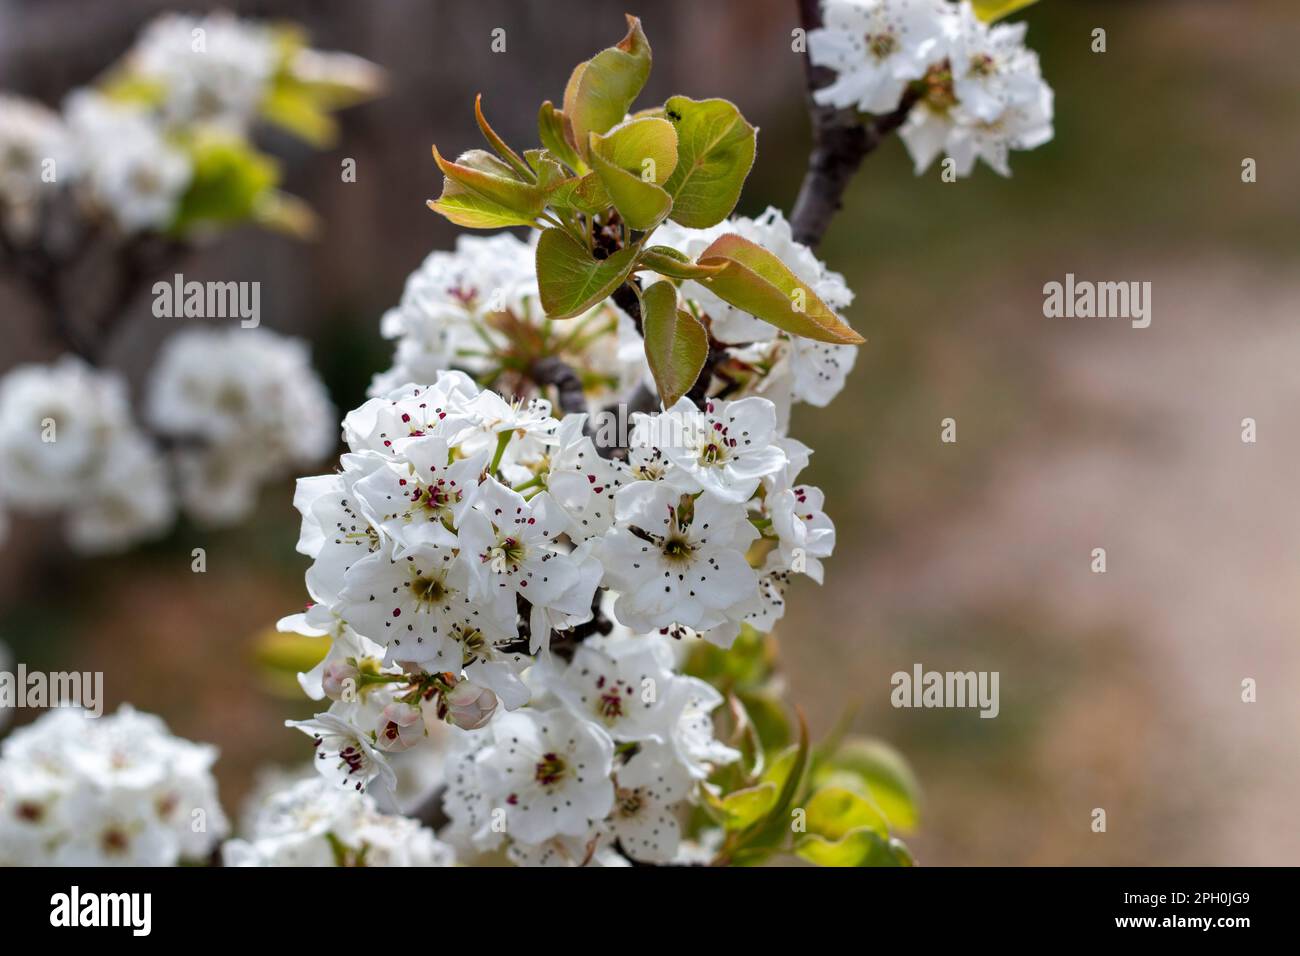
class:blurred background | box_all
[1,0,1297,864]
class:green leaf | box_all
[814,738,921,832]
[804,786,889,840]
[743,709,812,843]
[562,14,652,159]
[635,245,727,280]
[535,227,637,319]
[661,96,757,228]
[590,116,678,184]
[427,146,544,229]
[547,172,612,216]
[260,84,337,148]
[697,234,864,345]
[682,625,775,688]
[171,135,279,234]
[736,689,792,751]
[538,101,587,174]
[794,828,914,867]
[475,94,534,181]
[253,625,330,699]
[588,119,676,231]
[706,782,778,831]
[269,23,384,107]
[970,0,1040,22]
[642,281,707,407]
[587,151,671,231]
[252,189,318,239]
[523,150,570,192]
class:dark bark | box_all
[788,0,920,250]
[529,354,588,416]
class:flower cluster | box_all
[0,706,228,866]
[222,776,454,867]
[146,327,336,526]
[0,357,172,553]
[285,210,843,862]
[371,232,648,406]
[270,11,933,867]
[810,0,1053,177]
[0,11,382,239]
[0,12,378,553]
[0,327,333,552]
[0,95,71,239]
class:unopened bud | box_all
[444,681,498,730]
[321,660,359,700]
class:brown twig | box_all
[788,0,920,250]
[529,355,588,416]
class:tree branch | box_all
[529,355,588,416]
[789,0,920,250]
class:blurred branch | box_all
[530,355,587,416]
[789,0,920,250]
[0,208,189,365]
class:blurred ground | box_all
[2,0,1298,864]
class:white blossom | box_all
[64,90,191,233]
[147,327,335,526]
[599,481,759,639]
[474,707,615,845]
[808,0,949,113]
[0,706,228,866]
[0,95,69,238]
[129,13,279,133]
[222,776,454,867]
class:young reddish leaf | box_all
[561,15,652,159]
[538,100,586,174]
[427,146,544,228]
[475,94,534,181]
[635,245,727,280]
[697,233,864,345]
[641,281,708,406]
[535,227,637,319]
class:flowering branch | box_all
[789,0,920,250]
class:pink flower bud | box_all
[321,660,359,701]
[444,681,498,730]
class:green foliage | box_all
[421,15,920,867]
[661,96,756,228]
[813,738,922,833]
[705,781,778,830]
[99,19,382,236]
[562,15,653,160]
[425,13,865,406]
[634,246,726,280]
[641,281,707,406]
[171,135,279,234]
[535,228,638,319]
[428,146,546,229]
[795,829,914,867]
[697,234,864,345]
[971,0,1041,23]
[588,117,677,230]
[804,785,889,839]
